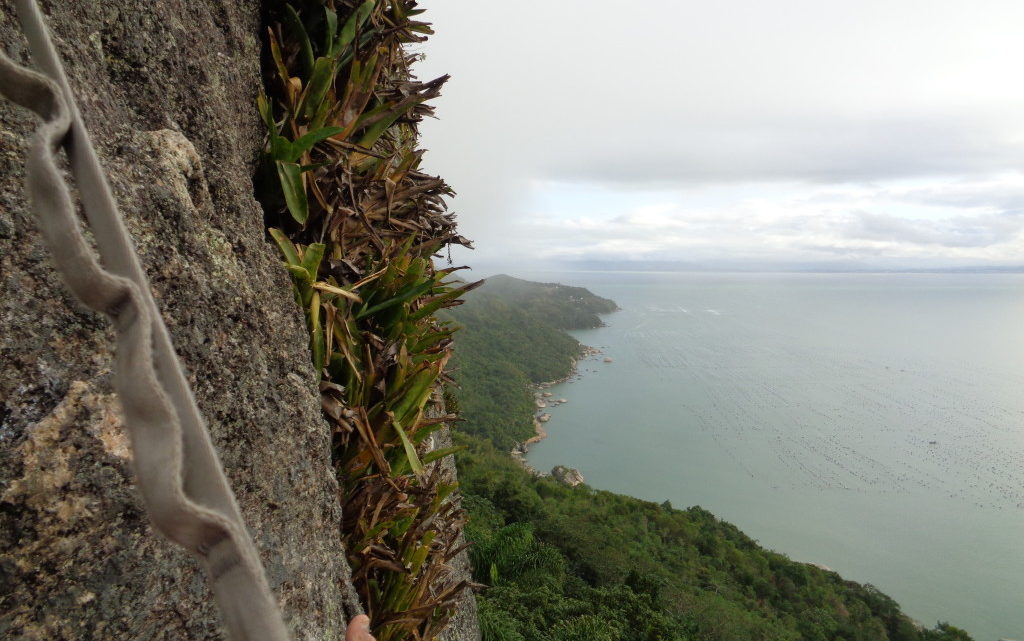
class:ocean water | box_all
[522,272,1024,641]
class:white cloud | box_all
[504,176,1024,267]
[415,0,1024,269]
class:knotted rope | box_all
[0,1,290,639]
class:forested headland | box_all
[443,275,973,641]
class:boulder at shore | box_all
[551,465,586,487]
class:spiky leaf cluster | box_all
[258,2,477,639]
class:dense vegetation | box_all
[446,276,973,641]
[257,3,476,638]
[442,275,616,451]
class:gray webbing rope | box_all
[0,2,291,639]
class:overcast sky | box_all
[415,0,1024,271]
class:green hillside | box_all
[446,276,972,641]
[441,275,616,451]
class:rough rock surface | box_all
[0,1,361,638]
[550,465,586,487]
[429,424,481,641]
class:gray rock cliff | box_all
[430,424,481,641]
[0,1,470,639]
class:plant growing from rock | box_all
[257,1,478,638]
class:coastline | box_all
[510,344,601,475]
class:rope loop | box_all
[1,2,292,639]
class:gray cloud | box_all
[897,184,1024,213]
[416,0,1024,267]
[543,117,1023,186]
[844,211,1024,248]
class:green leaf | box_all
[269,136,291,163]
[258,94,293,161]
[267,28,290,87]
[288,125,345,162]
[276,161,308,224]
[411,330,451,354]
[351,100,395,130]
[323,7,338,55]
[257,92,276,131]
[337,0,376,52]
[310,291,326,371]
[356,279,435,319]
[301,242,326,278]
[285,264,312,282]
[268,228,301,266]
[410,422,442,445]
[357,98,424,148]
[300,56,337,121]
[391,368,436,426]
[408,279,483,321]
[390,414,424,475]
[285,4,315,79]
[407,531,435,574]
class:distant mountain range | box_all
[466,258,1024,275]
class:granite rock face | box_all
[0,1,361,638]
[429,424,481,641]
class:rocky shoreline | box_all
[509,344,603,485]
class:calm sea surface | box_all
[522,272,1024,641]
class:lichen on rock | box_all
[0,1,360,638]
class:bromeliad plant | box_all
[258,2,478,640]
[257,0,460,244]
[272,231,479,639]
